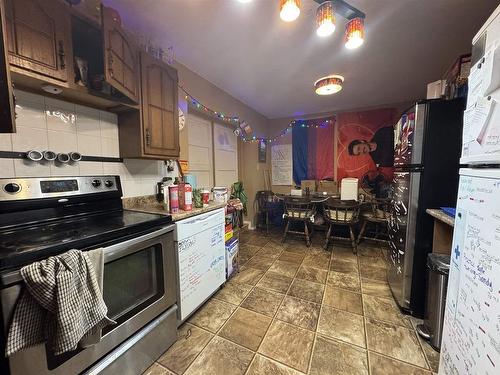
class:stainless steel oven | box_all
[1,224,177,375]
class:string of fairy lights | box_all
[179,85,335,143]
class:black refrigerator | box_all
[387,98,465,318]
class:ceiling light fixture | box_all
[237,0,252,3]
[316,1,335,37]
[314,75,344,95]
[345,17,364,49]
[280,0,300,22]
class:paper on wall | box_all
[467,63,484,109]
[464,97,496,145]
[482,42,500,96]
[271,144,293,186]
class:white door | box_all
[214,123,238,189]
[187,114,213,188]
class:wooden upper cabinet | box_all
[0,0,15,133]
[102,6,138,103]
[4,0,72,83]
[141,52,179,157]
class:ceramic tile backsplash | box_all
[0,90,166,198]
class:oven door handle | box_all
[0,224,175,286]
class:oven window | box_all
[103,244,164,327]
[45,244,164,370]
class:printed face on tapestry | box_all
[347,125,394,167]
[336,109,398,196]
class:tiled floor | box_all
[144,229,440,375]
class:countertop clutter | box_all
[122,195,227,221]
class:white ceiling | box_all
[106,0,498,119]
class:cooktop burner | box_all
[0,176,172,271]
[0,209,171,270]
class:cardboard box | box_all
[225,230,233,242]
[318,180,338,195]
[226,238,239,278]
[300,180,317,192]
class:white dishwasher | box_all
[174,207,226,322]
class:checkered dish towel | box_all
[6,249,115,356]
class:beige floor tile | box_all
[302,253,330,270]
[358,255,388,269]
[184,336,254,375]
[327,271,361,292]
[284,241,309,254]
[256,245,283,259]
[363,294,412,328]
[278,251,306,264]
[218,308,272,351]
[240,287,285,317]
[361,278,393,298]
[276,295,321,331]
[143,363,176,375]
[239,252,253,266]
[259,320,314,373]
[357,245,382,257]
[239,244,261,256]
[214,282,252,305]
[188,299,237,333]
[246,354,303,375]
[288,278,325,304]
[245,255,275,271]
[369,352,432,375]
[231,267,265,286]
[330,257,359,274]
[365,318,428,368]
[317,305,366,348]
[268,260,300,277]
[417,332,440,372]
[331,246,358,263]
[247,235,271,247]
[360,264,387,281]
[158,323,213,374]
[256,271,293,293]
[296,265,328,284]
[323,286,363,315]
[310,335,368,375]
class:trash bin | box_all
[416,253,450,351]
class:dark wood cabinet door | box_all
[102,6,138,103]
[4,0,71,82]
[141,52,179,157]
[0,0,15,133]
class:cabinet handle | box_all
[145,129,151,146]
[12,84,17,119]
[108,53,114,77]
[58,41,65,69]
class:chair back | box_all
[284,196,315,220]
[254,190,274,211]
[323,198,360,224]
[368,197,392,220]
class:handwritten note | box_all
[271,144,293,185]
[440,173,500,375]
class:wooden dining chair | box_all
[323,198,360,253]
[254,190,276,234]
[357,197,392,244]
[282,196,315,247]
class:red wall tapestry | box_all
[336,108,399,196]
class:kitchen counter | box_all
[426,208,455,227]
[426,208,455,255]
[123,195,226,221]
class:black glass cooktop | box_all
[0,210,172,271]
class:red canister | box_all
[202,190,210,207]
[169,185,179,214]
[183,184,193,211]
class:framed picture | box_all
[258,140,267,163]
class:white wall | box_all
[0,90,166,198]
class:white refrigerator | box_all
[174,208,226,322]
[439,5,500,374]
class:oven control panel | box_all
[0,176,121,201]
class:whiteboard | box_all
[440,169,500,375]
[176,210,225,321]
[271,144,293,185]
